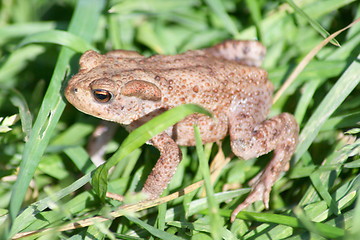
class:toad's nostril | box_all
[73,88,78,93]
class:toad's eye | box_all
[92,89,112,103]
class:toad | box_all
[65,40,299,221]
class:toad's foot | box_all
[231,185,269,222]
[229,112,298,222]
[231,151,289,222]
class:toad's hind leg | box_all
[204,40,266,67]
[229,108,298,222]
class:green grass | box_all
[0,0,359,239]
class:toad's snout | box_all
[64,82,80,105]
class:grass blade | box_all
[19,30,95,53]
[345,194,360,239]
[221,210,345,239]
[294,51,360,163]
[245,0,263,40]
[126,216,183,240]
[92,104,211,200]
[203,0,239,36]
[8,0,105,228]
[9,89,33,140]
[286,0,339,46]
[9,173,92,237]
[194,126,222,240]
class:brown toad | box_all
[65,40,298,221]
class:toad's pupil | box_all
[93,89,111,102]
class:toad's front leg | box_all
[142,132,182,199]
[229,111,298,222]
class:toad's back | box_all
[103,42,273,117]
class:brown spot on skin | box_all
[242,46,250,55]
